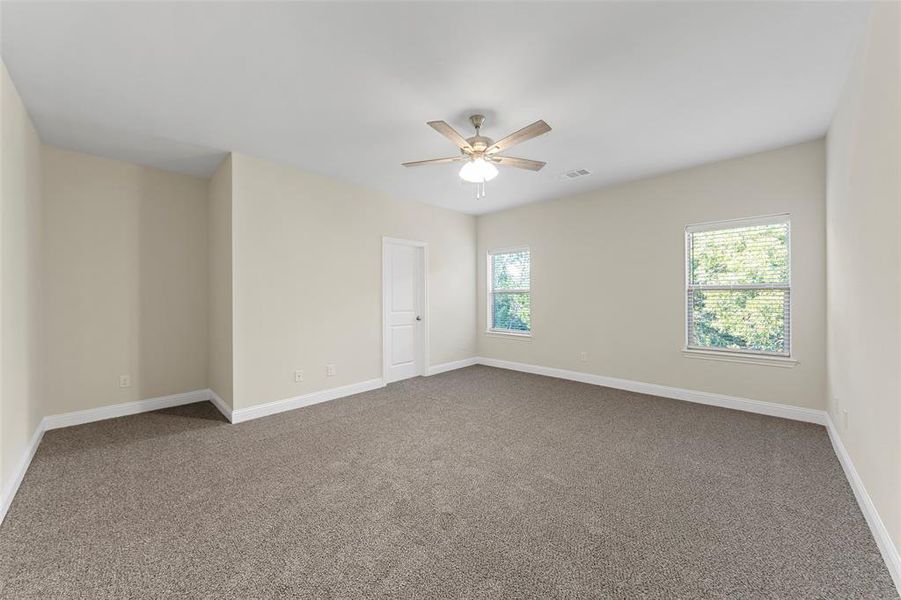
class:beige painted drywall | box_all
[478,140,827,410]
[208,155,233,408]
[42,146,209,414]
[827,2,900,552]
[230,152,476,409]
[1,63,43,496]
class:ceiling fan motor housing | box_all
[465,114,493,154]
[463,135,494,154]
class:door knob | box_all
[416,315,422,321]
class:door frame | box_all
[382,236,429,382]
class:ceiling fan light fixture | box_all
[459,157,498,183]
[403,115,550,200]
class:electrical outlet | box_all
[294,369,304,383]
[580,352,588,362]
[326,364,336,377]
[119,375,131,388]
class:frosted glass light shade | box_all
[459,158,498,183]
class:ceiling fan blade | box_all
[402,156,465,167]
[490,156,546,171]
[427,121,473,152]
[487,120,551,154]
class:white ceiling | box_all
[1,2,869,214]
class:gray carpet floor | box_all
[0,366,895,599]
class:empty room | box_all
[1,1,899,598]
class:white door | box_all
[383,239,426,383]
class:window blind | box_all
[686,217,790,356]
[489,249,531,333]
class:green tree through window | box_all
[686,218,790,355]
[489,249,530,333]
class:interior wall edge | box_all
[208,388,233,423]
[824,0,901,563]
[0,425,43,526]
[1,60,46,520]
[427,358,480,376]
[826,414,901,593]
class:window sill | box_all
[485,330,532,340]
[682,348,798,368]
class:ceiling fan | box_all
[402,114,551,198]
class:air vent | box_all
[559,168,591,180]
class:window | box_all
[488,248,531,335]
[685,215,790,357]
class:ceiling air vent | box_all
[559,168,591,180]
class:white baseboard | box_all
[42,388,212,431]
[230,378,385,424]
[207,388,233,423]
[2,361,897,596]
[1,388,216,525]
[0,425,44,525]
[826,414,901,593]
[427,357,479,376]
[476,357,827,425]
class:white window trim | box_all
[487,328,534,339]
[684,214,793,364]
[685,213,790,234]
[487,246,532,337]
[682,348,798,368]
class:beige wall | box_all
[42,146,209,414]
[208,155,233,408]
[231,152,476,409]
[1,63,43,497]
[826,2,900,552]
[478,140,827,410]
